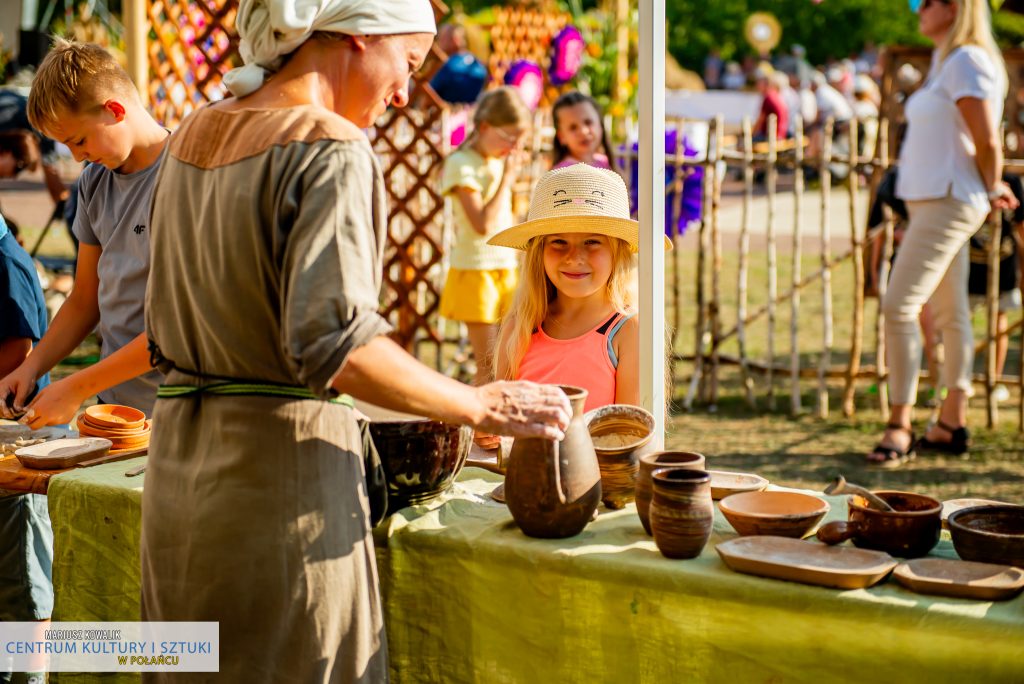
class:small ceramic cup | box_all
[636,451,706,535]
[649,468,714,559]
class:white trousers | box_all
[882,194,987,405]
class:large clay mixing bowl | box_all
[817,491,942,558]
[719,490,830,538]
[368,419,473,514]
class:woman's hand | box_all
[0,364,38,419]
[989,180,1020,212]
[473,381,571,441]
[18,378,89,429]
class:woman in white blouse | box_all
[869,0,1017,465]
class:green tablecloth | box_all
[374,469,1024,683]
[48,457,145,684]
[46,463,1024,683]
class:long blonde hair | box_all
[495,235,636,379]
[460,86,532,152]
[938,0,1006,92]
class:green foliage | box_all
[994,10,1024,47]
[667,0,925,71]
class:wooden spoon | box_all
[824,475,895,512]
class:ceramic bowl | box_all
[708,470,770,500]
[719,491,830,538]
[948,505,1024,567]
[84,404,146,430]
[817,491,942,558]
[368,419,473,514]
[585,404,657,509]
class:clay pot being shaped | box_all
[649,469,714,559]
[505,385,602,539]
[636,451,706,535]
[585,404,657,510]
[816,491,942,558]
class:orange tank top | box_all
[516,312,634,412]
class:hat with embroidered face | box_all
[487,163,672,252]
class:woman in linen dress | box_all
[141,1,571,681]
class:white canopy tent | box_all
[638,0,667,447]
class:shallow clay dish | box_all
[719,490,830,538]
[16,438,112,469]
[708,470,769,500]
[948,505,1024,567]
[893,558,1024,601]
[941,498,1012,530]
[84,404,146,430]
[716,536,896,589]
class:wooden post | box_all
[766,115,778,411]
[709,115,726,406]
[843,120,864,417]
[985,212,1002,428]
[875,122,892,421]
[638,0,666,445]
[790,117,805,415]
[684,148,710,411]
[817,119,835,419]
[670,118,685,356]
[123,0,149,99]
[737,117,756,409]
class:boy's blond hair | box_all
[27,38,139,134]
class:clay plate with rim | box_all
[893,558,1024,601]
[719,490,829,538]
[84,404,146,430]
[708,470,769,500]
[941,498,1012,530]
[16,437,113,469]
[716,535,897,589]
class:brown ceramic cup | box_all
[816,490,942,558]
[636,451,706,535]
[649,468,714,559]
[585,404,657,510]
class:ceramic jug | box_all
[505,385,602,538]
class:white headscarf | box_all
[224,0,437,97]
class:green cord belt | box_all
[157,382,354,408]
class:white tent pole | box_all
[638,0,666,447]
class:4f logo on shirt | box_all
[133,225,145,235]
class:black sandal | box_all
[867,423,916,468]
[914,420,970,455]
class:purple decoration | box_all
[550,25,584,86]
[505,59,544,110]
[626,129,704,238]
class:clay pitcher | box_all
[505,385,602,539]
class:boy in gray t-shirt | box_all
[0,39,168,425]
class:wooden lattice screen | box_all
[373,0,452,353]
[487,4,569,106]
[146,0,239,127]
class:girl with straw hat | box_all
[489,164,671,414]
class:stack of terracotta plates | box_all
[76,405,150,455]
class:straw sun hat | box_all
[487,164,672,253]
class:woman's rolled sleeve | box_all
[280,142,393,398]
[943,46,996,103]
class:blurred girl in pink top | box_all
[487,164,673,417]
[550,91,613,170]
